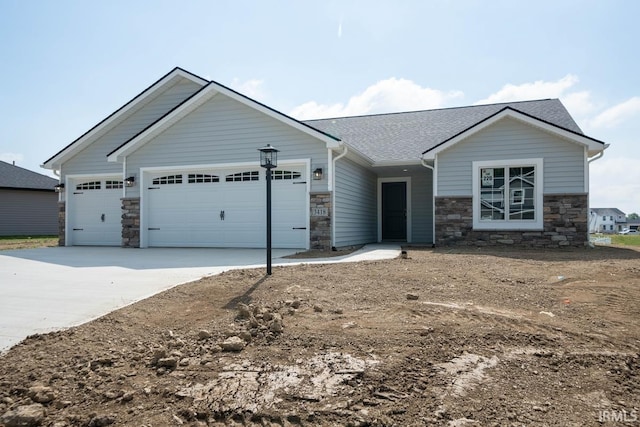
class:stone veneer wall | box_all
[58,201,65,246]
[435,194,588,247]
[310,192,332,251]
[121,197,140,248]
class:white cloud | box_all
[230,78,266,101]
[0,152,24,165]
[290,78,463,120]
[590,156,640,214]
[474,74,580,105]
[585,97,640,129]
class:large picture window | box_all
[472,159,543,230]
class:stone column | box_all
[57,201,65,246]
[309,192,332,251]
[121,197,140,248]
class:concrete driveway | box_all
[1,245,400,352]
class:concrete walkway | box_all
[0,244,400,352]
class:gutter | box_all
[588,143,610,163]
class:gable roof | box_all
[305,99,604,164]
[590,207,627,217]
[106,78,341,162]
[42,67,208,170]
[0,161,58,191]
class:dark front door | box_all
[382,181,407,240]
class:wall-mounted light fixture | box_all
[54,183,65,193]
[313,168,323,180]
[125,176,136,187]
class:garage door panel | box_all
[69,180,122,246]
[146,167,307,248]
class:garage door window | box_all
[226,171,259,182]
[271,170,302,180]
[188,174,219,183]
[105,180,123,189]
[153,175,183,185]
[76,181,101,190]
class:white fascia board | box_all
[421,109,606,161]
[43,68,208,170]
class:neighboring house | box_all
[626,219,640,231]
[589,208,627,233]
[42,67,607,249]
[0,160,59,236]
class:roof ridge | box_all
[303,98,557,122]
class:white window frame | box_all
[472,158,543,231]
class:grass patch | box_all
[610,234,640,246]
[0,235,58,250]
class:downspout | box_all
[586,144,609,246]
[331,146,348,249]
[421,158,436,247]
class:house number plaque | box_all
[311,207,328,217]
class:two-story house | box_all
[589,208,627,233]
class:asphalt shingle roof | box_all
[303,99,582,163]
[0,161,58,191]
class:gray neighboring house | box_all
[588,208,627,233]
[42,67,607,249]
[0,160,58,236]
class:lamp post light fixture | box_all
[258,144,279,275]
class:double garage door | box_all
[144,166,308,248]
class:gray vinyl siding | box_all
[437,118,586,196]
[411,169,433,243]
[334,157,377,247]
[0,189,58,235]
[62,79,203,177]
[125,94,330,197]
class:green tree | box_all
[628,212,639,220]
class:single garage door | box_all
[68,178,123,246]
[145,166,307,248]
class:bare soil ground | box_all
[1,246,639,427]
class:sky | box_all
[1,0,638,214]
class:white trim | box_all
[43,69,207,170]
[107,83,342,162]
[331,146,349,248]
[377,177,412,243]
[422,109,605,160]
[138,159,310,249]
[471,158,543,231]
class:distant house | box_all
[0,160,58,236]
[42,67,607,249]
[589,208,627,233]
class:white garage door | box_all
[68,178,122,246]
[145,166,307,248]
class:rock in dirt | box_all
[197,330,212,340]
[406,293,419,300]
[157,357,178,368]
[0,403,46,427]
[269,313,284,333]
[313,304,323,312]
[221,336,246,352]
[28,385,55,404]
[87,414,116,427]
[237,303,252,319]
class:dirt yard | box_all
[1,246,639,427]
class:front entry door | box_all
[382,181,407,240]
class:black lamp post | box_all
[258,144,279,275]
